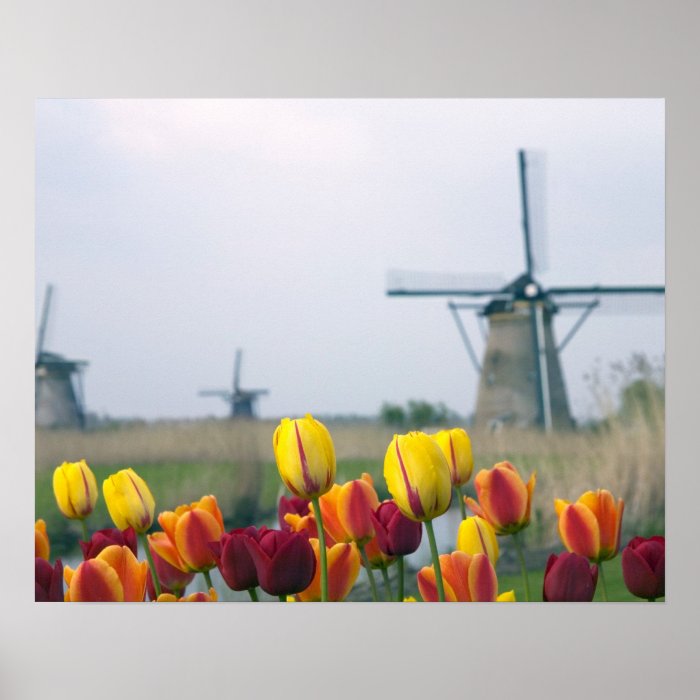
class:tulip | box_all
[278,495,311,531]
[554,489,625,563]
[80,526,138,560]
[35,558,64,602]
[297,540,361,602]
[103,468,155,534]
[417,551,497,602]
[244,529,316,597]
[146,531,196,599]
[273,414,336,500]
[432,428,474,518]
[65,545,148,602]
[621,536,665,600]
[497,590,516,602]
[157,588,218,602]
[337,474,380,545]
[53,460,98,523]
[35,519,50,561]
[209,527,260,599]
[543,552,598,602]
[456,516,499,566]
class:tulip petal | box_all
[174,509,223,572]
[417,565,458,602]
[69,558,124,602]
[622,546,659,599]
[97,545,147,602]
[558,503,600,560]
[468,553,498,601]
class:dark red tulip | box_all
[543,552,598,602]
[370,501,422,556]
[278,496,311,531]
[244,529,316,596]
[35,557,64,602]
[622,536,665,600]
[209,526,261,591]
[80,527,138,560]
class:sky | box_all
[35,99,665,422]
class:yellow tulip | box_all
[432,428,474,487]
[456,516,499,565]
[497,590,516,602]
[35,519,50,561]
[273,414,336,499]
[52,460,98,520]
[103,468,155,534]
[383,432,452,522]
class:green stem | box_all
[80,518,89,544]
[138,532,162,598]
[455,486,466,520]
[311,497,329,602]
[358,544,379,602]
[598,560,609,601]
[397,555,405,601]
[202,569,214,592]
[647,597,656,602]
[512,531,531,602]
[248,587,259,602]
[424,519,445,602]
[278,594,286,602]
[380,566,393,601]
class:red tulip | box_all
[278,496,311,531]
[209,527,260,592]
[35,558,64,602]
[370,501,422,556]
[621,536,665,600]
[244,529,316,596]
[543,552,598,602]
[80,527,138,560]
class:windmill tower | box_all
[35,284,89,429]
[387,150,664,431]
[199,349,269,419]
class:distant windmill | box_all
[199,349,269,418]
[35,284,89,429]
[387,150,664,431]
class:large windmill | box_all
[35,284,89,429]
[198,349,269,419]
[386,150,664,431]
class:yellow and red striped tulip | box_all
[147,531,196,594]
[103,468,155,534]
[555,489,624,562]
[157,588,218,602]
[273,414,336,499]
[336,473,380,545]
[465,461,536,535]
[431,428,474,487]
[417,551,497,602]
[297,539,361,602]
[35,519,50,561]
[64,544,148,602]
[456,516,499,565]
[383,432,452,522]
[53,460,98,520]
[158,495,225,572]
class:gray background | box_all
[2,1,697,698]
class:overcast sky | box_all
[35,99,664,421]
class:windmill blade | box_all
[387,269,508,297]
[523,150,548,274]
[36,283,54,363]
[549,285,664,314]
[549,284,664,295]
[198,389,231,398]
[233,349,242,391]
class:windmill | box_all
[386,150,664,432]
[35,284,89,429]
[198,349,269,418]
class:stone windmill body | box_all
[387,150,664,431]
[35,285,88,429]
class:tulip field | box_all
[35,414,664,602]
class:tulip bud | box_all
[35,519,50,561]
[370,500,422,556]
[80,527,138,560]
[35,557,64,602]
[53,460,98,520]
[465,461,536,535]
[554,489,624,562]
[158,495,225,573]
[102,468,155,534]
[417,551,498,602]
[336,474,380,545]
[456,516,499,565]
[209,527,260,592]
[297,539,361,602]
[431,428,474,487]
[621,536,664,600]
[383,432,452,522]
[543,552,598,602]
[273,414,336,499]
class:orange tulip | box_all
[35,519,50,561]
[336,474,380,545]
[297,539,361,602]
[465,461,536,535]
[158,495,225,572]
[157,588,218,602]
[417,551,497,602]
[147,531,196,594]
[555,489,624,562]
[65,545,148,602]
